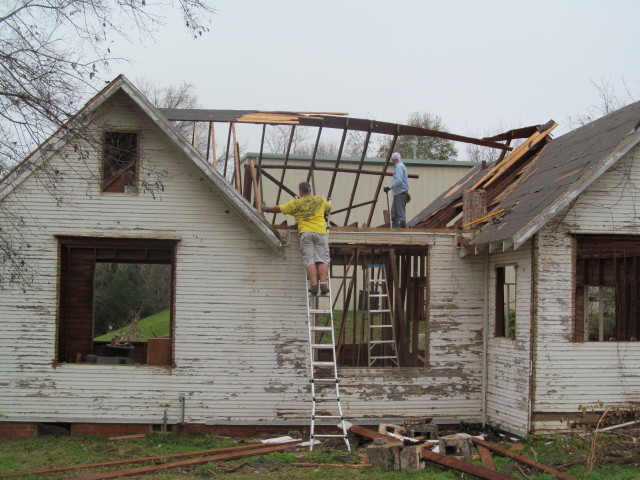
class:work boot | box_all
[320,282,329,295]
[308,284,319,295]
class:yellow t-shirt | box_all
[279,195,331,235]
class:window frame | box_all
[496,264,517,339]
[102,131,139,193]
[574,234,640,342]
[57,237,177,365]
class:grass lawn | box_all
[1,430,639,479]
[93,309,170,342]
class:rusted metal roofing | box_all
[409,100,640,251]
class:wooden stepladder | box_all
[305,274,351,451]
[365,264,399,367]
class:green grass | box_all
[93,309,170,342]
[1,432,638,479]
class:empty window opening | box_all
[575,235,640,342]
[324,245,428,368]
[102,131,138,193]
[496,265,516,339]
[93,262,172,345]
[58,237,176,365]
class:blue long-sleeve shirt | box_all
[389,160,409,196]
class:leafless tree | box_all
[0,1,216,290]
[566,76,638,128]
[0,0,215,172]
[264,124,313,155]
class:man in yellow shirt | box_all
[263,182,331,295]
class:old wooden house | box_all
[1,74,638,439]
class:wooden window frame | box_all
[496,264,516,339]
[102,131,139,193]
[57,237,178,365]
[574,234,640,342]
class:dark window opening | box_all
[575,235,640,342]
[102,132,138,193]
[58,237,177,365]
[496,265,516,339]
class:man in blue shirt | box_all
[384,152,409,228]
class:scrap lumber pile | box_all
[348,422,577,480]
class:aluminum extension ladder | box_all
[305,274,351,451]
[365,264,399,367]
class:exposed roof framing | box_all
[408,121,558,231]
[159,109,512,151]
[409,100,640,253]
[159,108,514,227]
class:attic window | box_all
[102,132,138,193]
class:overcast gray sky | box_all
[114,0,640,147]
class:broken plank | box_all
[345,422,402,443]
[471,438,577,480]
[108,434,146,441]
[68,443,299,480]
[421,447,517,480]
[290,463,371,468]
[477,444,496,471]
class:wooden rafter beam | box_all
[257,163,419,178]
[159,109,511,150]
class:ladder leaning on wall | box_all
[365,264,399,367]
[304,203,350,451]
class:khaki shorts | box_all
[300,232,330,266]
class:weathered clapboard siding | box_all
[485,245,533,435]
[331,231,486,422]
[532,146,640,432]
[0,90,490,428]
[0,90,310,425]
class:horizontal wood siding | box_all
[486,246,532,435]
[0,92,486,427]
[330,231,485,421]
[532,146,640,432]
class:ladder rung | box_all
[313,396,339,402]
[370,340,396,344]
[309,309,331,314]
[370,356,398,360]
[313,361,336,367]
[312,378,339,384]
[369,294,387,298]
[311,344,333,349]
[370,324,393,328]
[311,326,332,332]
[312,434,348,438]
[369,279,386,283]
[370,309,390,313]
